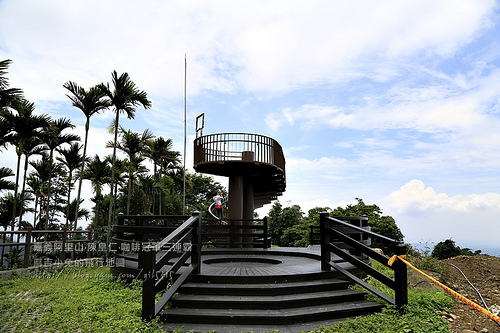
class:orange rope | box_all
[388,255,500,324]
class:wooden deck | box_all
[198,247,324,277]
[161,246,375,333]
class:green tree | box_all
[1,99,50,230]
[0,117,11,151]
[62,198,90,230]
[0,59,23,109]
[0,167,15,192]
[267,201,304,246]
[110,128,153,215]
[100,71,151,255]
[56,142,83,229]
[42,117,79,231]
[63,81,109,228]
[134,174,155,214]
[0,192,31,267]
[185,172,224,215]
[28,153,52,229]
[145,137,180,214]
[82,155,112,228]
[331,198,404,254]
[18,136,46,227]
[431,239,462,260]
[25,174,43,232]
[431,238,480,259]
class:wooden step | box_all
[170,289,367,309]
[161,271,384,330]
[179,277,351,296]
[164,301,384,325]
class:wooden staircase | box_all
[161,271,384,333]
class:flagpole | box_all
[183,54,187,214]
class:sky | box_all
[1,0,500,255]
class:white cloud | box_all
[381,179,500,253]
[385,179,500,213]
[1,0,496,102]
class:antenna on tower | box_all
[183,54,187,214]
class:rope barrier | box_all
[388,255,500,324]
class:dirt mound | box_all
[436,256,500,332]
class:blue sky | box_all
[1,0,500,255]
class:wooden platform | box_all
[161,247,382,333]
[198,247,325,276]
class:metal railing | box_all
[0,228,92,269]
[203,218,270,248]
[319,213,408,310]
[194,132,285,172]
[112,212,203,321]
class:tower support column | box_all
[243,179,254,247]
[228,175,243,247]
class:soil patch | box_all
[435,256,500,332]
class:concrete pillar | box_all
[228,175,243,247]
[243,179,254,248]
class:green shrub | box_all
[432,238,481,260]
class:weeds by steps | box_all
[0,258,453,333]
[0,266,163,332]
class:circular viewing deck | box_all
[193,133,286,208]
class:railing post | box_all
[263,217,269,248]
[191,211,202,274]
[230,220,235,248]
[140,244,156,321]
[87,228,92,259]
[394,242,408,311]
[60,227,67,263]
[320,212,331,271]
[309,225,314,245]
[23,229,32,268]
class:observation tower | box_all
[193,132,286,223]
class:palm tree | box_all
[63,198,89,230]
[136,174,155,214]
[56,142,83,229]
[26,174,43,231]
[42,117,79,231]
[1,99,50,230]
[0,191,31,268]
[145,137,179,214]
[0,117,11,151]
[18,137,46,227]
[0,167,15,192]
[82,155,111,228]
[0,59,23,109]
[63,81,109,227]
[99,71,151,253]
[28,153,51,229]
[29,152,66,233]
[109,128,154,214]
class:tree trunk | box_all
[74,120,89,230]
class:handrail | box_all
[0,228,92,269]
[319,213,407,310]
[194,132,285,172]
[207,195,228,221]
[203,218,270,248]
[138,211,202,321]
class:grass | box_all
[329,260,454,333]
[0,260,454,333]
[0,266,164,332]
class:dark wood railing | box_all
[112,212,203,321]
[203,218,270,248]
[319,213,408,310]
[0,228,92,269]
[194,132,285,171]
